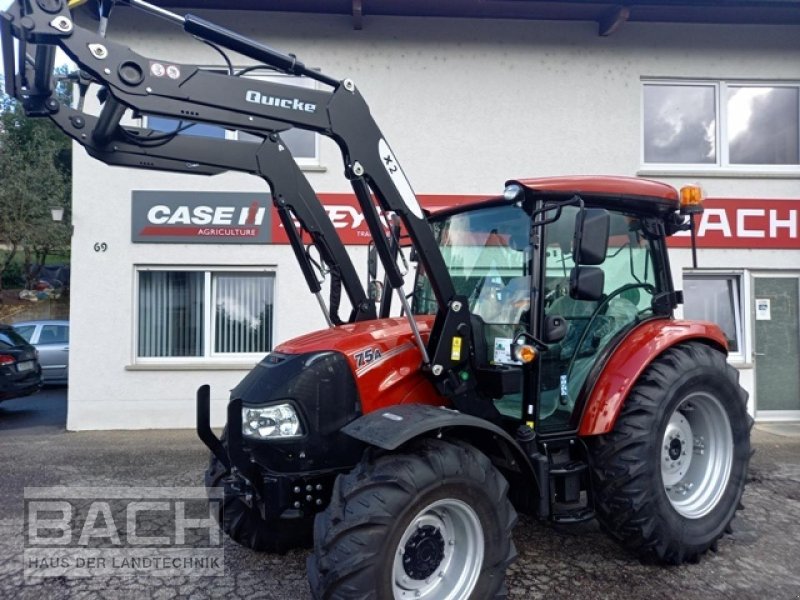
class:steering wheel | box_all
[565,282,656,382]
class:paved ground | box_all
[0,388,799,599]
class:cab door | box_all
[537,206,659,433]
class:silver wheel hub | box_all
[392,499,484,600]
[662,412,693,487]
[661,392,734,519]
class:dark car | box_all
[0,323,43,401]
[12,320,69,384]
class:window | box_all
[136,269,275,360]
[0,329,28,348]
[147,117,227,139]
[13,325,36,343]
[682,274,743,355]
[643,81,800,170]
[538,207,658,431]
[144,72,319,164]
[39,324,69,345]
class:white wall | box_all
[67,9,800,429]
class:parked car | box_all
[12,320,69,384]
[0,323,42,401]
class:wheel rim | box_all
[392,498,484,600]
[661,391,733,519]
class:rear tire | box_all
[588,342,752,564]
[307,438,517,600]
[204,431,314,553]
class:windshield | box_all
[413,203,529,321]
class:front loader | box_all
[1,1,752,598]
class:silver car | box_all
[12,320,69,384]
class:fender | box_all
[578,319,728,436]
[342,403,538,482]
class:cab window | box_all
[538,206,657,432]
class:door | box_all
[753,275,800,419]
[35,323,70,383]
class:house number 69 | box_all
[94,242,108,252]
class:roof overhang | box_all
[147,0,800,33]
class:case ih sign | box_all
[132,191,799,249]
[132,191,271,244]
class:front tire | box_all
[588,342,752,564]
[308,438,517,599]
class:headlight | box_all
[242,403,303,439]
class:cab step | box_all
[551,506,596,524]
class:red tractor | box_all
[2,2,751,598]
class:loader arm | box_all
[45,97,376,326]
[0,0,481,405]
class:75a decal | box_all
[355,347,383,368]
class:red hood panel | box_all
[275,316,444,413]
[275,316,435,355]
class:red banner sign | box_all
[270,193,483,245]
[668,198,799,249]
[271,194,800,249]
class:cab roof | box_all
[510,176,680,213]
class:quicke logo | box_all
[245,90,316,113]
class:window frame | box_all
[132,265,277,365]
[682,270,748,363]
[641,79,800,174]
[141,69,321,167]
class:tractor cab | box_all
[412,176,681,436]
[2,0,750,591]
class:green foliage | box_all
[0,65,72,291]
[0,259,23,289]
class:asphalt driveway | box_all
[0,388,798,599]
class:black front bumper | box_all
[195,351,365,520]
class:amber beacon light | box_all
[679,184,705,268]
[679,184,705,215]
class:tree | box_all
[0,67,72,293]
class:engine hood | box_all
[274,316,442,414]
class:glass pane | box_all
[0,330,27,348]
[728,86,800,165]
[682,277,740,352]
[214,274,274,354]
[13,325,36,342]
[147,116,226,139]
[754,277,800,411]
[138,271,204,357]
[643,84,716,164]
[540,208,657,432]
[39,325,68,344]
[414,204,529,323]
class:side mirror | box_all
[542,314,567,344]
[368,280,383,302]
[570,266,604,301]
[574,208,610,265]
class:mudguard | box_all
[345,403,500,448]
[342,403,536,478]
[578,319,728,436]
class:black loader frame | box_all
[1,2,751,596]
[1,0,480,404]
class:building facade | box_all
[67,5,800,429]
